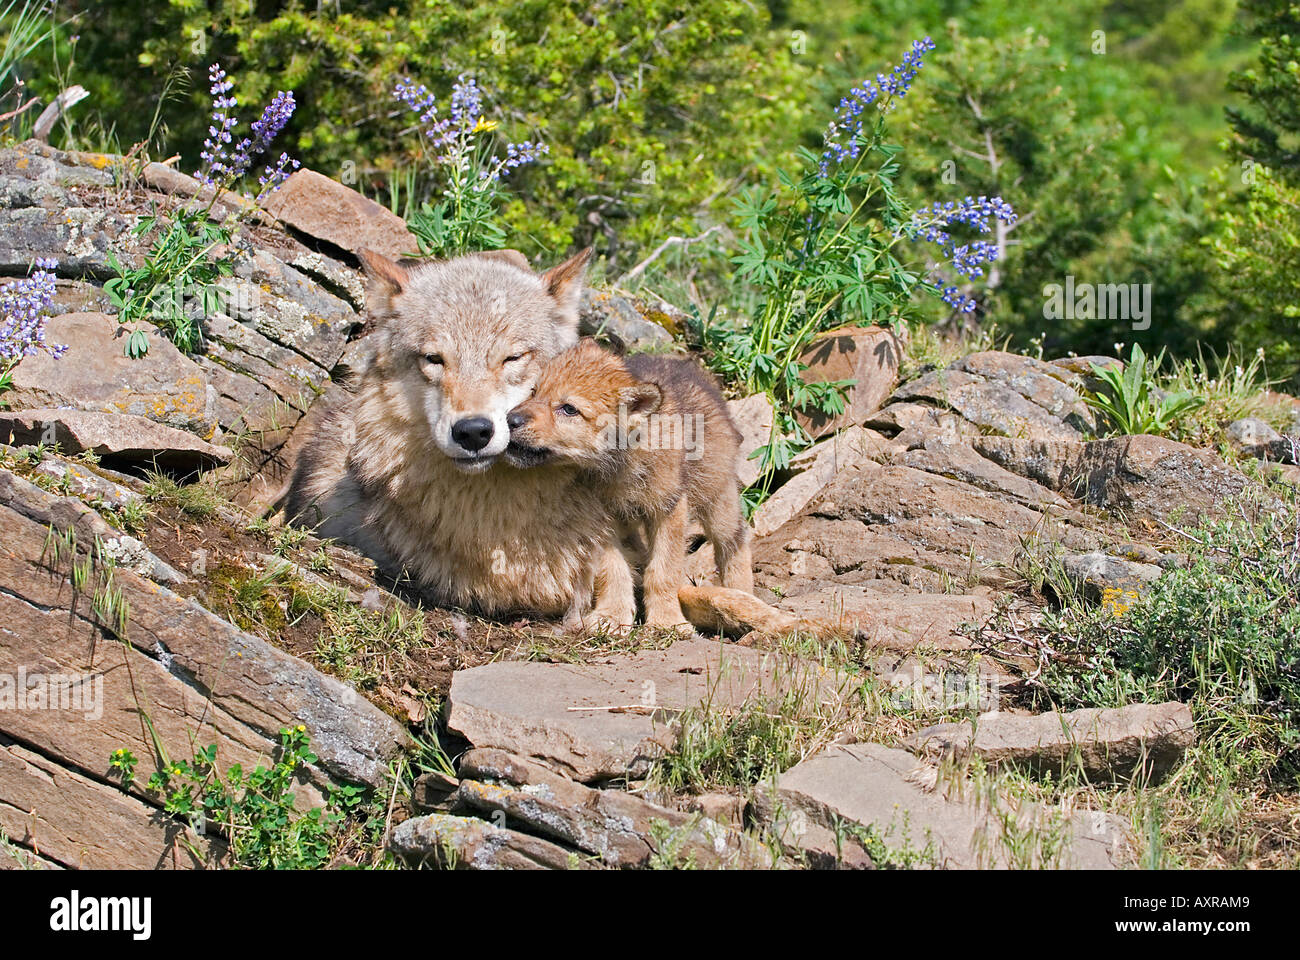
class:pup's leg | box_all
[588,542,636,633]
[642,497,691,630]
[700,484,755,594]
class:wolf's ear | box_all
[474,248,532,271]
[620,381,662,418]
[540,246,594,331]
[358,249,408,312]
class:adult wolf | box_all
[281,246,617,619]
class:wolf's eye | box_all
[556,403,580,417]
[423,353,444,366]
[503,351,530,365]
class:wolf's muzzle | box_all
[451,416,495,452]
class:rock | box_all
[260,168,415,261]
[901,437,1071,511]
[0,492,408,788]
[776,587,996,655]
[24,455,143,511]
[0,469,181,584]
[728,393,775,487]
[389,813,586,870]
[578,288,673,349]
[445,637,842,782]
[795,325,902,438]
[757,461,1099,595]
[0,736,226,869]
[455,748,766,868]
[907,702,1195,783]
[754,742,1127,869]
[1075,436,1252,524]
[4,312,218,437]
[972,434,1253,524]
[892,367,1082,441]
[864,401,979,443]
[228,247,359,372]
[956,351,1095,433]
[411,772,460,812]
[1225,417,1291,462]
[0,409,232,471]
[686,792,748,828]
[1062,551,1163,598]
[752,426,888,538]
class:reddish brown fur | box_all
[509,339,753,627]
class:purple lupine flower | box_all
[197,64,239,188]
[907,195,1017,313]
[0,259,65,364]
[447,74,483,127]
[230,91,296,178]
[255,152,302,200]
[820,37,937,174]
[393,74,547,177]
[195,64,298,192]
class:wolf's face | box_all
[506,339,661,471]
[361,248,591,472]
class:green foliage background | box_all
[11,0,1300,379]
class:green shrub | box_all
[1037,482,1300,788]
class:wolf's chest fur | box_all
[351,405,609,618]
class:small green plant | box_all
[106,63,297,357]
[1085,343,1205,437]
[110,725,363,869]
[392,75,546,258]
[699,38,1015,504]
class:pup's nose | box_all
[506,409,529,431]
[451,416,494,452]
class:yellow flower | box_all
[471,117,498,134]
[296,724,306,733]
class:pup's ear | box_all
[540,246,593,333]
[358,249,408,314]
[474,248,532,271]
[620,381,662,417]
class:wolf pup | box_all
[507,338,753,628]
[281,246,628,622]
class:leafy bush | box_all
[50,0,816,263]
[1085,343,1204,437]
[110,725,365,869]
[1037,483,1300,788]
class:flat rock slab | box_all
[907,702,1195,783]
[261,168,415,260]
[755,742,1128,869]
[0,492,407,789]
[0,736,225,869]
[796,325,902,438]
[5,312,218,437]
[446,638,844,782]
[0,408,231,471]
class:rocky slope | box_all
[1,140,1292,869]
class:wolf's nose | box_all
[506,410,528,431]
[452,416,495,452]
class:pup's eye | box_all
[556,403,580,417]
[423,353,444,366]
[503,351,531,365]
